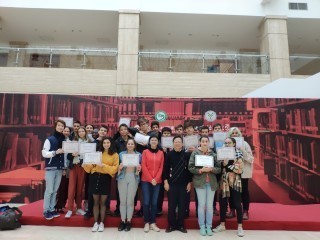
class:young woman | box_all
[117,139,142,232]
[55,126,71,213]
[227,127,254,220]
[164,136,192,233]
[188,136,221,236]
[42,119,66,220]
[65,126,90,218]
[83,137,119,232]
[213,137,245,237]
[141,135,164,233]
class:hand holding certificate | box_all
[195,155,214,167]
[134,133,150,145]
[84,152,102,164]
[122,154,140,167]
[233,137,244,148]
[216,147,236,160]
[62,141,79,153]
[79,143,96,154]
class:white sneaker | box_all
[144,223,150,233]
[237,227,245,237]
[92,222,99,232]
[213,224,226,233]
[98,222,104,232]
[65,210,72,218]
[150,223,160,232]
[76,209,86,215]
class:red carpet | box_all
[19,200,320,231]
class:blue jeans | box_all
[141,181,160,224]
[43,170,63,213]
[195,183,215,228]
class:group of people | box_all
[42,117,253,237]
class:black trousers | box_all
[168,184,187,228]
[220,188,243,224]
[241,178,250,211]
[157,181,165,212]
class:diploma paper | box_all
[119,117,131,127]
[184,135,199,149]
[122,154,140,167]
[161,136,174,148]
[79,143,97,154]
[58,117,73,127]
[233,137,244,148]
[216,147,236,160]
[134,133,150,145]
[213,132,227,142]
[62,141,79,153]
[84,152,102,164]
[195,155,214,167]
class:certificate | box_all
[161,136,174,148]
[58,117,73,127]
[62,141,79,153]
[195,155,214,167]
[208,137,214,149]
[134,133,150,145]
[79,143,96,154]
[213,132,227,142]
[184,135,199,149]
[119,117,131,127]
[122,154,140,166]
[216,147,236,160]
[84,152,102,164]
[233,137,244,148]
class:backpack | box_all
[0,206,23,230]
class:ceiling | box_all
[0,7,319,55]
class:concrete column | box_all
[116,10,140,96]
[260,16,291,81]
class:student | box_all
[55,126,71,213]
[150,120,162,141]
[200,126,210,136]
[227,127,254,220]
[141,135,164,233]
[213,137,245,237]
[82,137,119,232]
[70,120,81,140]
[42,119,66,220]
[85,124,95,142]
[65,126,90,218]
[117,139,142,232]
[188,136,221,236]
[175,124,184,136]
[164,136,192,233]
[92,128,99,140]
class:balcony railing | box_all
[138,51,269,74]
[0,47,118,70]
[290,54,320,75]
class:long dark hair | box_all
[100,137,117,155]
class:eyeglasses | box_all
[224,142,233,145]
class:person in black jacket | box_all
[164,136,192,233]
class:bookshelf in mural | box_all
[249,98,320,203]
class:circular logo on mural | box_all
[155,110,168,122]
[204,110,217,122]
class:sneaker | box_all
[150,223,160,232]
[65,210,72,218]
[44,211,53,220]
[125,221,131,232]
[199,226,206,236]
[113,209,120,217]
[50,211,60,218]
[98,222,104,232]
[144,223,150,233]
[226,209,236,218]
[237,227,245,237]
[84,211,93,220]
[213,224,226,233]
[118,221,126,231]
[243,211,249,220]
[206,226,213,236]
[76,209,86,215]
[105,208,112,216]
[92,222,99,232]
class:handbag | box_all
[0,205,23,230]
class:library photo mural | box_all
[0,93,319,205]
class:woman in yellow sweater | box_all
[82,137,119,232]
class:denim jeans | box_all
[141,181,160,224]
[195,183,215,228]
[43,170,63,213]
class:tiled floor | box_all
[0,226,319,240]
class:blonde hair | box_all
[228,127,243,137]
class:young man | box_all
[42,119,66,220]
[200,126,210,136]
[175,124,184,136]
[70,120,81,140]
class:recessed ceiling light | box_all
[188,33,192,36]
[168,33,171,36]
[34,28,38,31]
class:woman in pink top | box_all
[141,135,164,233]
